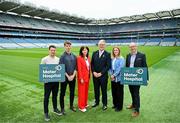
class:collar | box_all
[65,51,71,55]
[131,51,137,55]
[99,50,104,53]
[48,55,56,58]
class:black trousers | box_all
[129,85,140,112]
[60,77,76,110]
[111,81,124,110]
[93,75,108,106]
[44,82,59,114]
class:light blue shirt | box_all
[112,58,116,70]
[130,54,136,68]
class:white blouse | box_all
[85,58,90,70]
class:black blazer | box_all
[91,50,111,76]
[126,52,149,80]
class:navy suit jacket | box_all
[91,50,111,78]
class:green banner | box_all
[39,64,65,83]
[121,67,148,86]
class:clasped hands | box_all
[66,73,76,81]
[110,75,115,81]
[93,72,102,78]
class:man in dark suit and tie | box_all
[126,42,149,117]
[91,39,111,110]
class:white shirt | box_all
[41,55,59,64]
[85,59,90,70]
[99,50,104,58]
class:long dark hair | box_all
[79,46,89,57]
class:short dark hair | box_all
[64,41,72,46]
[49,45,56,50]
[79,46,89,57]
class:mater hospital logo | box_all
[55,65,62,71]
[136,68,144,75]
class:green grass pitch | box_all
[0,46,180,123]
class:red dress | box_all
[77,56,91,109]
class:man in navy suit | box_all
[91,39,111,110]
[126,42,149,117]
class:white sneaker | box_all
[85,105,89,108]
[79,108,87,112]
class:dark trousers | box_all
[60,77,76,110]
[93,76,108,106]
[44,82,59,114]
[129,85,140,112]
[111,81,124,110]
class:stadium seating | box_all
[159,37,176,46]
[0,12,179,49]
[0,13,179,33]
[0,38,22,48]
[176,42,180,46]
[145,38,161,46]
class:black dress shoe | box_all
[70,106,76,112]
[61,109,66,115]
[115,108,122,112]
[92,103,99,108]
[112,106,116,109]
[102,105,107,110]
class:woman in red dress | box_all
[77,46,91,112]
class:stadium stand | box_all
[0,37,22,48]
[145,38,161,46]
[159,37,176,46]
[0,0,179,49]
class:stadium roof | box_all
[0,0,180,25]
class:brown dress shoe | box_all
[126,105,134,109]
[132,111,140,117]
